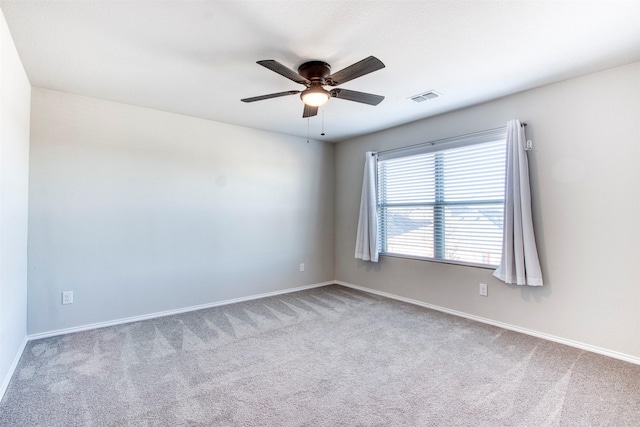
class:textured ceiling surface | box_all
[1,1,639,142]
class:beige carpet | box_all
[1,284,639,426]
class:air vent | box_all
[409,90,441,103]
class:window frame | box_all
[376,128,507,269]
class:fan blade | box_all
[241,90,300,103]
[303,105,318,118]
[257,60,310,85]
[326,56,385,86]
[330,88,384,106]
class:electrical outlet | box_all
[62,291,74,305]
[479,283,488,297]
[299,263,305,272]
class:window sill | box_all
[379,252,497,270]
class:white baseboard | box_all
[1,335,28,401]
[335,280,640,366]
[28,281,334,341]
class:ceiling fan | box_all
[241,56,385,118]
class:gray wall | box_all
[335,62,640,359]
[0,10,30,391]
[27,89,335,334]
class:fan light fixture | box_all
[241,57,385,118]
[301,86,330,107]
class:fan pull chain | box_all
[307,117,310,143]
[321,108,325,136]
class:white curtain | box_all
[355,151,379,262]
[493,120,543,286]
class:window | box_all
[377,129,507,267]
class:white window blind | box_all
[377,128,507,267]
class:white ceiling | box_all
[1,1,639,142]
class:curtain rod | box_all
[374,122,527,156]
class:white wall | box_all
[335,62,640,360]
[0,9,30,393]
[27,89,334,334]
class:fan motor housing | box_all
[297,61,331,82]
